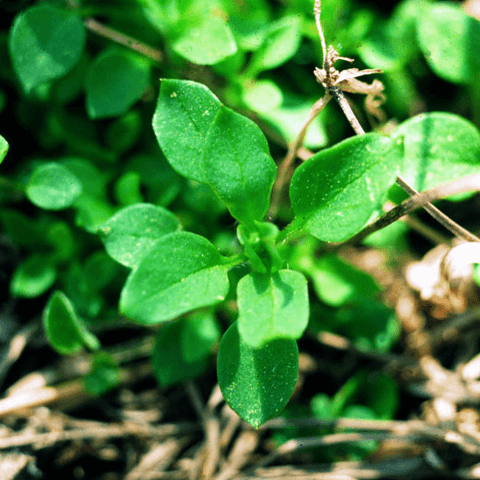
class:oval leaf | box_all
[238,270,309,347]
[153,79,221,183]
[204,107,277,225]
[248,15,302,75]
[120,232,230,324]
[26,162,83,210]
[99,203,180,268]
[290,133,399,242]
[9,5,86,92]
[172,12,237,65]
[392,112,480,192]
[309,254,380,307]
[43,291,100,355]
[10,254,56,298]
[217,321,298,428]
[86,49,150,119]
[417,3,480,84]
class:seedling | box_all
[3,0,480,438]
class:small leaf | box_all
[309,254,380,307]
[84,353,120,397]
[217,321,298,428]
[10,254,56,298]
[172,10,237,65]
[417,3,480,84]
[0,135,8,164]
[120,232,230,324]
[248,15,302,75]
[290,134,399,242]
[392,112,480,193]
[204,107,276,225]
[152,312,219,387]
[43,291,100,355]
[26,162,83,210]
[153,79,221,183]
[114,172,143,206]
[86,49,150,118]
[334,298,400,353]
[9,5,86,92]
[100,203,180,268]
[237,270,309,347]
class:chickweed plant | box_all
[1,0,480,432]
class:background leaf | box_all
[416,3,480,84]
[247,15,302,76]
[10,254,56,298]
[172,6,237,65]
[237,270,309,347]
[392,112,480,193]
[290,134,399,242]
[217,321,298,428]
[120,232,230,324]
[152,311,220,387]
[308,254,380,307]
[43,291,100,355]
[26,162,83,210]
[100,203,180,268]
[9,5,85,92]
[86,49,150,119]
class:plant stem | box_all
[83,18,163,63]
[269,92,332,219]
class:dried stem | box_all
[349,173,480,244]
[274,0,479,245]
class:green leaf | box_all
[392,112,480,193]
[114,172,143,206]
[417,3,480,84]
[241,80,283,114]
[172,8,237,65]
[43,291,100,355]
[152,311,220,387]
[204,107,277,225]
[9,5,86,92]
[309,255,380,307]
[100,203,180,268]
[247,15,302,76]
[26,162,83,210]
[0,135,8,164]
[237,270,309,347]
[10,254,56,298]
[290,134,398,242]
[86,49,150,119]
[153,79,222,183]
[83,353,120,396]
[217,321,298,428]
[334,298,400,353]
[120,232,230,324]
